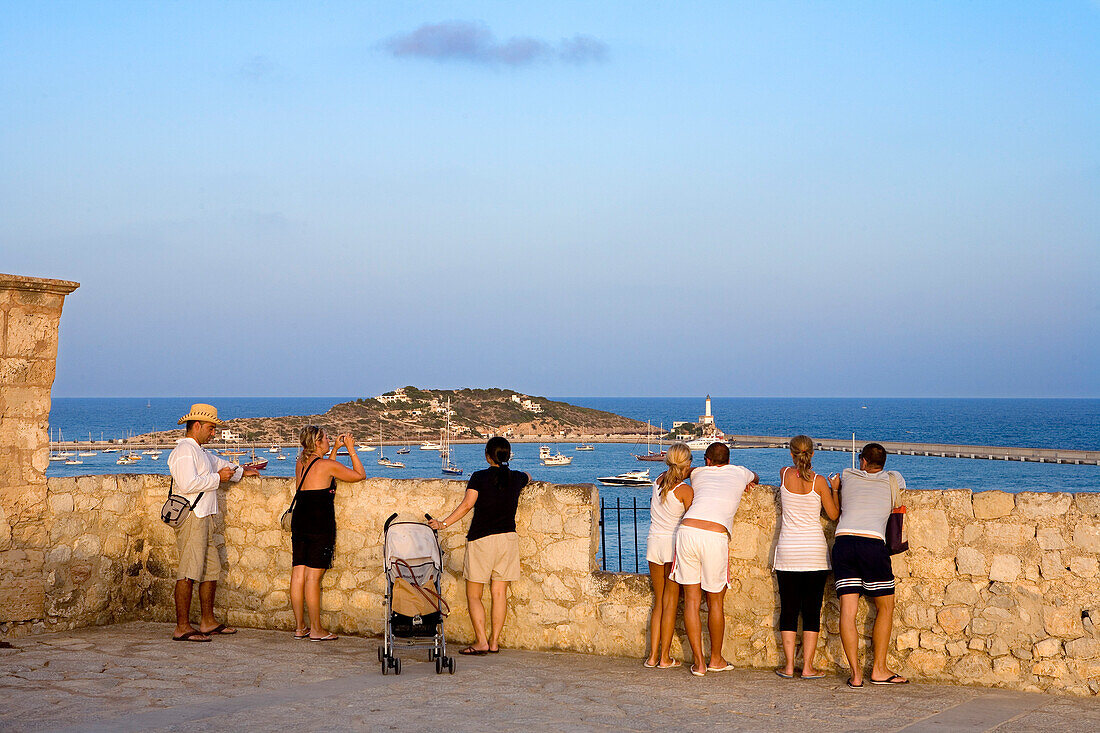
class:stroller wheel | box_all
[447,656,456,674]
[377,646,384,662]
[393,657,402,675]
[435,656,443,674]
[381,659,388,675]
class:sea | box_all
[46,397,1099,493]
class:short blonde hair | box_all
[299,425,325,459]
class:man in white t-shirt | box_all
[166,403,259,642]
[670,442,758,676]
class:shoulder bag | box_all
[390,558,450,637]
[161,479,204,528]
[885,471,908,555]
[281,457,320,532]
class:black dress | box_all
[291,458,337,569]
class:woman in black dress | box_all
[290,425,365,641]
[428,437,530,655]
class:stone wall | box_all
[18,473,1100,696]
[0,274,78,631]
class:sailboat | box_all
[243,448,268,471]
[396,429,411,455]
[634,421,666,462]
[78,432,97,457]
[49,429,67,461]
[377,422,405,468]
[575,423,594,451]
[441,399,462,475]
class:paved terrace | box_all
[2,623,1097,732]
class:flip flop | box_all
[657,660,682,669]
[846,678,864,688]
[309,633,338,642]
[707,663,734,672]
[488,648,501,653]
[202,624,237,635]
[775,669,794,679]
[459,646,488,656]
[172,631,211,643]
[802,672,827,680]
[690,665,706,677]
[643,660,659,668]
[870,674,909,685]
[293,629,311,640]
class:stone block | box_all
[896,630,919,650]
[956,547,986,576]
[1036,528,1066,551]
[1042,606,1084,639]
[1069,556,1099,578]
[952,654,992,680]
[989,555,1021,583]
[1014,492,1072,518]
[1065,638,1100,659]
[985,523,1035,549]
[1034,638,1063,658]
[973,491,1015,519]
[1039,552,1064,579]
[1031,659,1069,678]
[1074,493,1100,516]
[937,607,970,636]
[920,631,947,652]
[943,579,979,606]
[904,649,946,675]
[728,522,767,562]
[0,579,45,621]
[909,508,951,551]
[1071,524,1100,553]
[946,640,967,657]
[993,656,1019,677]
[961,524,982,544]
[5,309,59,357]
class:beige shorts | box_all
[175,513,223,582]
[670,525,730,593]
[463,532,520,583]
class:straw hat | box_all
[177,403,227,425]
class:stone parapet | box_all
[8,473,1097,697]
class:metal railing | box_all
[597,497,650,574]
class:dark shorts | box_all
[292,533,335,570]
[832,535,894,597]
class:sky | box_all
[2,1,1097,399]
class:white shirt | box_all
[681,464,755,534]
[167,437,243,518]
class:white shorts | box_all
[670,525,730,593]
[645,532,677,565]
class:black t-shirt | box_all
[466,466,529,542]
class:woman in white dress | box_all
[643,442,693,668]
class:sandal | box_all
[459,646,488,656]
[870,674,909,685]
[309,633,338,642]
[293,629,311,640]
[171,630,211,643]
[657,659,682,669]
[846,678,864,688]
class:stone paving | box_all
[1,623,1097,732]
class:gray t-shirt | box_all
[834,468,905,541]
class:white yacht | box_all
[539,445,573,466]
[597,469,652,487]
[420,441,443,451]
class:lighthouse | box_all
[705,395,712,419]
[698,395,716,436]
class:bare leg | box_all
[173,579,204,639]
[657,568,680,666]
[779,630,797,676]
[196,581,234,633]
[705,589,728,668]
[801,631,821,676]
[683,583,704,675]
[870,595,906,682]
[839,593,862,684]
[646,561,667,666]
[306,568,330,638]
[290,565,306,633]
[488,579,508,651]
[465,580,490,651]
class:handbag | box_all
[281,457,320,531]
[885,471,908,555]
[390,558,449,637]
[160,479,204,528]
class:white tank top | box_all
[681,464,754,534]
[773,468,830,571]
[648,478,687,536]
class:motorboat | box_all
[243,449,268,471]
[268,444,281,453]
[597,469,652,487]
[357,445,377,452]
[277,454,288,461]
[540,445,573,466]
[686,437,724,451]
[420,441,443,451]
[64,458,83,465]
[441,400,463,475]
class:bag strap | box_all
[888,471,900,509]
[167,477,204,511]
[393,558,450,615]
[288,457,322,512]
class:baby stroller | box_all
[379,513,455,675]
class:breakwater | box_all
[3,474,1097,697]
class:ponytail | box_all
[789,434,814,481]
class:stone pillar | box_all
[0,273,79,628]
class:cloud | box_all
[384,21,608,67]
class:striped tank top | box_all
[772,467,830,572]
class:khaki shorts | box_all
[670,525,730,593]
[463,532,520,583]
[175,513,223,582]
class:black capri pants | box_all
[775,570,829,633]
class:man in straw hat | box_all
[167,403,260,642]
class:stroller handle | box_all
[383,512,399,532]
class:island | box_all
[134,387,652,445]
